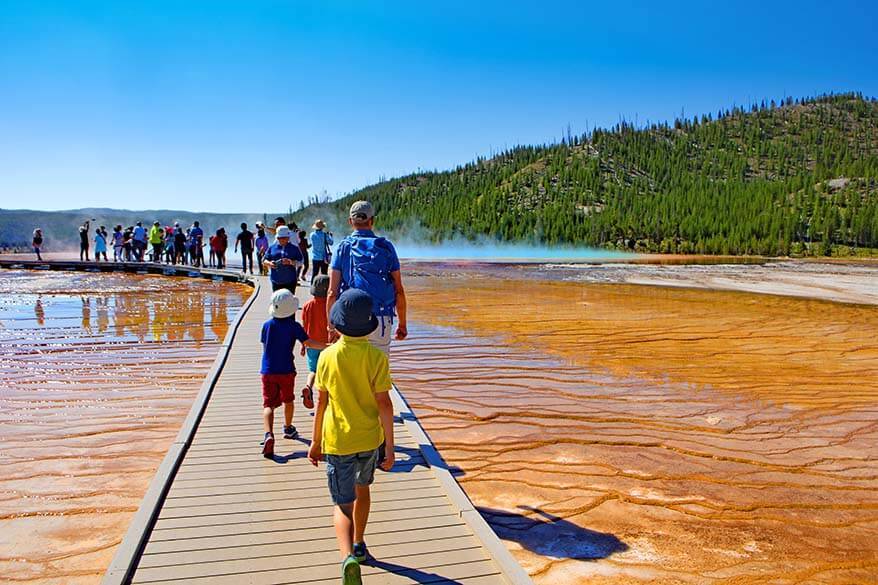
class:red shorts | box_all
[261,373,295,409]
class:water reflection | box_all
[18,282,242,346]
[0,270,251,584]
[96,297,109,333]
[34,296,45,325]
[81,296,91,333]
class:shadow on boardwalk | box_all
[369,559,465,584]
[478,505,627,561]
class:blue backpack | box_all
[342,234,397,317]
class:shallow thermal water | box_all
[0,270,251,584]
[392,265,878,584]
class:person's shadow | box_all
[363,506,625,583]
[368,559,464,584]
[478,505,627,560]
[268,437,311,463]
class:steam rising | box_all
[296,206,635,262]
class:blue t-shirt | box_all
[310,230,334,262]
[330,230,400,273]
[264,242,303,284]
[260,317,309,374]
[190,226,204,241]
[132,226,147,242]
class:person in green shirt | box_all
[308,288,395,585]
[148,221,165,263]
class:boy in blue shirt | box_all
[260,289,325,458]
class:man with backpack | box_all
[326,201,407,354]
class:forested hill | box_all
[293,93,878,256]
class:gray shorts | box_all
[325,448,379,505]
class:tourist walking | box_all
[164,227,175,263]
[100,225,109,253]
[298,228,310,282]
[94,228,108,261]
[208,233,217,267]
[326,201,407,354]
[79,220,91,261]
[255,225,269,275]
[173,224,186,265]
[112,226,123,261]
[259,289,326,458]
[262,225,303,293]
[236,222,255,274]
[308,288,396,583]
[215,228,228,269]
[189,221,204,267]
[132,222,147,261]
[300,274,330,410]
[148,221,164,262]
[309,219,333,281]
[32,228,43,261]
[122,227,134,261]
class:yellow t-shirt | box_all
[315,335,392,455]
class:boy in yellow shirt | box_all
[308,288,395,585]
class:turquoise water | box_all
[394,242,637,262]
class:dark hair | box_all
[241,222,247,229]
[193,221,200,227]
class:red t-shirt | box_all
[301,297,328,344]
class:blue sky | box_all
[1,0,876,213]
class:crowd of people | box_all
[31,215,337,282]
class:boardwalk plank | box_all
[166,471,436,498]
[157,487,449,519]
[139,524,473,566]
[132,544,488,583]
[151,504,459,537]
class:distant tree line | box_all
[292,93,878,256]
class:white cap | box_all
[268,289,298,319]
[276,225,292,238]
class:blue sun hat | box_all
[330,289,378,337]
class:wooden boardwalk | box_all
[0,260,534,585]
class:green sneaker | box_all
[342,554,361,585]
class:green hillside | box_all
[293,93,878,256]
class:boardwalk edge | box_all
[100,272,260,585]
[390,387,535,585]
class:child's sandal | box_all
[301,385,314,409]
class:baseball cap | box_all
[276,225,292,238]
[349,201,375,220]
